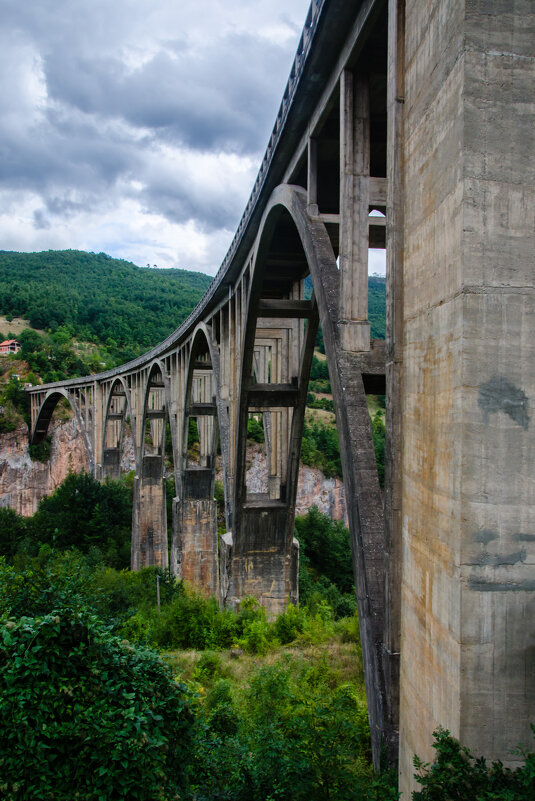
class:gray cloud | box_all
[0,0,311,271]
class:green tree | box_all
[413,728,535,800]
[28,472,132,568]
[0,508,27,560]
[0,609,194,800]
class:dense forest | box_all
[0,250,212,351]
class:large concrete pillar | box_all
[131,455,168,570]
[102,447,121,480]
[220,505,299,617]
[172,468,219,596]
[395,1,535,795]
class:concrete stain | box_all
[469,548,526,567]
[478,375,529,430]
[469,577,535,592]
[474,529,499,545]
[513,532,535,542]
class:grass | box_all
[164,632,365,693]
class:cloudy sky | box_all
[2,0,385,276]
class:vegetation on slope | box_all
[0,250,211,351]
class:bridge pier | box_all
[394,0,535,794]
[221,504,299,616]
[102,447,121,480]
[172,467,219,595]
[131,455,168,571]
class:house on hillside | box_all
[0,339,21,355]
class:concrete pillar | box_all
[174,497,218,596]
[396,0,535,795]
[131,455,168,571]
[339,70,371,352]
[102,447,121,480]
[221,505,298,616]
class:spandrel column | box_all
[339,70,371,353]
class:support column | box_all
[397,0,535,795]
[222,504,298,616]
[131,455,168,571]
[174,495,218,597]
[102,447,121,479]
[339,70,370,353]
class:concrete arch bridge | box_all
[27,0,535,795]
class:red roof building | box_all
[0,339,21,355]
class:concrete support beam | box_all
[397,0,535,794]
[339,69,371,353]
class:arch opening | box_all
[131,361,170,572]
[102,378,134,480]
[31,388,93,474]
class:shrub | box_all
[273,602,306,644]
[413,727,535,800]
[247,415,265,443]
[0,609,194,800]
[28,435,52,462]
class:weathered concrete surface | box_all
[221,503,299,617]
[131,455,168,570]
[397,1,535,795]
[175,498,218,596]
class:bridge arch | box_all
[231,182,388,759]
[31,388,94,474]
[101,377,135,479]
[171,323,228,593]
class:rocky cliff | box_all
[0,420,89,516]
[245,445,347,523]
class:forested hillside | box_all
[0,250,212,350]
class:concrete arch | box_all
[181,322,231,522]
[140,359,170,462]
[235,183,389,760]
[31,388,94,474]
[171,324,226,594]
[102,376,135,479]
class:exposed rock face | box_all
[244,444,347,523]
[0,420,89,516]
[295,465,348,524]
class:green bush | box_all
[301,417,342,478]
[28,435,52,462]
[0,550,96,619]
[0,508,27,560]
[295,507,356,603]
[0,610,194,800]
[247,415,265,443]
[413,727,535,800]
[273,602,306,644]
[371,410,385,488]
